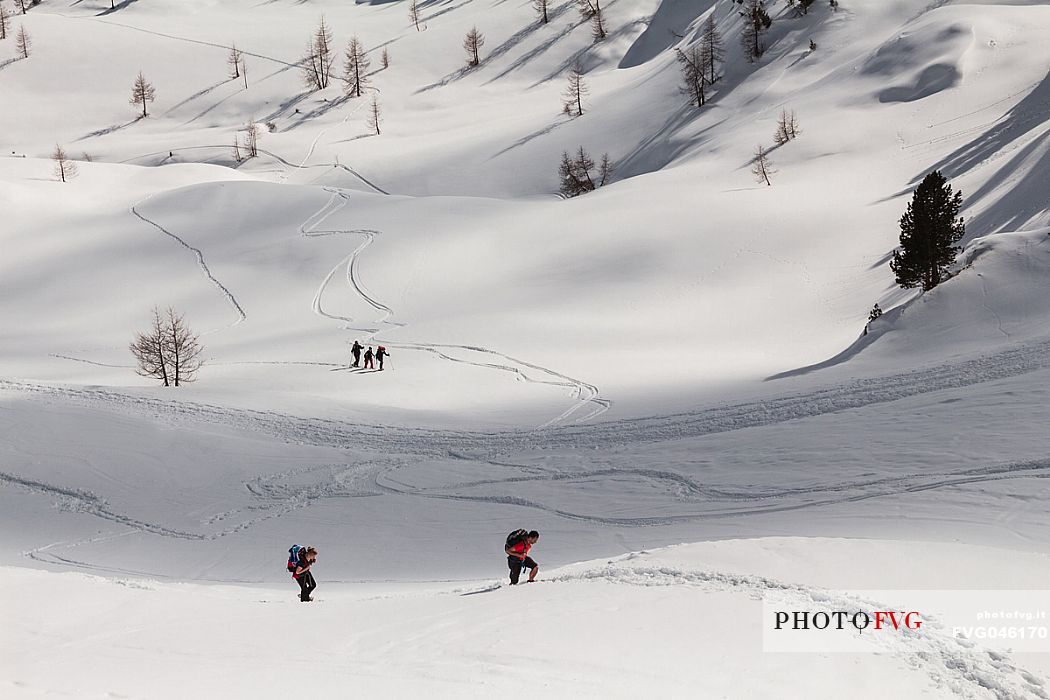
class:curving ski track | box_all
[131,200,246,332]
[298,186,610,426]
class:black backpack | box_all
[505,529,528,550]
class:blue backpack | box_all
[287,545,303,573]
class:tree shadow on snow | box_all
[96,0,144,16]
[75,116,144,142]
[909,69,1050,237]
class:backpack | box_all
[505,529,528,550]
[287,544,303,573]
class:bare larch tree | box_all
[369,94,382,135]
[675,46,706,108]
[227,42,242,79]
[381,47,390,70]
[244,119,259,157]
[130,71,156,117]
[700,16,725,85]
[51,145,78,182]
[751,144,774,186]
[301,16,334,91]
[342,36,371,98]
[533,0,550,24]
[559,147,612,197]
[464,26,484,66]
[14,0,27,15]
[130,308,172,386]
[773,109,800,145]
[562,63,588,116]
[164,307,203,386]
[576,0,607,41]
[16,24,30,58]
[0,4,10,41]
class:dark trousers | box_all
[508,556,536,585]
[378,357,384,370]
[364,357,374,369]
[351,353,360,367]
[297,571,317,601]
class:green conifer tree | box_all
[890,170,965,291]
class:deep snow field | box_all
[3,0,1050,697]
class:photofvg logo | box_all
[762,590,1050,653]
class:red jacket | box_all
[508,540,531,560]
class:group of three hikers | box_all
[350,340,390,370]
[289,529,540,602]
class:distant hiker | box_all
[351,340,363,368]
[505,529,540,585]
[363,346,375,369]
[376,346,390,371]
[291,546,318,602]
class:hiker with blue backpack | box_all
[288,545,318,602]
[505,529,540,585]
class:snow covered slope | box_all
[7,539,1050,699]
[4,0,1050,698]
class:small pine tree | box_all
[562,63,588,117]
[890,171,965,291]
[829,0,839,11]
[699,16,725,86]
[369,94,382,135]
[16,24,29,58]
[227,43,242,79]
[51,144,78,182]
[741,0,772,63]
[868,303,883,323]
[381,47,390,70]
[342,36,371,97]
[464,26,484,66]
[751,144,774,186]
[129,71,156,117]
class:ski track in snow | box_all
[6,335,1050,536]
[11,329,1050,453]
[298,186,610,426]
[548,562,1049,700]
[130,199,247,333]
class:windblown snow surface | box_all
[3,0,1050,697]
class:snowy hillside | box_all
[3,0,1050,697]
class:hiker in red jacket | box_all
[293,546,318,602]
[505,530,540,585]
